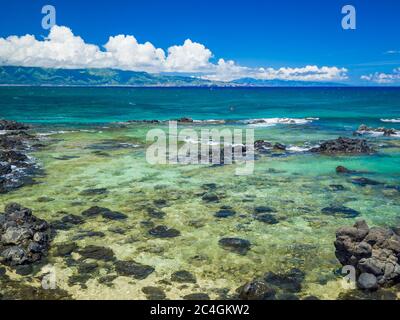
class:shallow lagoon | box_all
[1,119,400,300]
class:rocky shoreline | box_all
[0,120,42,194]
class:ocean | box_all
[0,86,399,299]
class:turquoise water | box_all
[0,87,400,300]
[1,87,400,128]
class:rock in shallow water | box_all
[115,260,155,279]
[148,225,181,238]
[321,205,360,218]
[78,245,115,261]
[142,286,166,300]
[171,270,197,283]
[311,137,374,154]
[81,206,127,220]
[218,238,251,255]
[238,278,276,300]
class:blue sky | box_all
[0,0,399,84]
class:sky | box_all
[0,0,399,84]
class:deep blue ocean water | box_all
[0,87,399,130]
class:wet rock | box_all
[171,270,197,283]
[218,238,251,255]
[335,220,400,289]
[177,117,194,123]
[214,209,236,218]
[1,246,29,265]
[183,293,210,300]
[0,203,51,267]
[0,163,12,175]
[356,124,398,137]
[202,192,219,202]
[0,120,30,131]
[142,286,166,300]
[115,260,155,279]
[238,278,276,300]
[311,137,374,154]
[273,143,286,151]
[79,188,109,196]
[78,245,115,261]
[254,140,272,152]
[149,226,181,238]
[357,273,378,291]
[321,205,360,218]
[351,177,383,187]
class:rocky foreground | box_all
[0,203,52,276]
[335,220,400,290]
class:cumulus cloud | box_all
[0,25,348,82]
[202,59,348,82]
[361,68,400,84]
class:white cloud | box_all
[165,39,213,72]
[361,68,400,84]
[202,59,348,82]
[0,25,348,82]
[104,35,165,72]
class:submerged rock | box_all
[81,206,127,220]
[79,188,109,196]
[238,278,276,300]
[321,205,360,218]
[218,237,251,255]
[0,203,51,267]
[142,286,166,300]
[264,268,305,293]
[335,220,400,289]
[214,209,236,218]
[351,177,383,187]
[254,140,272,153]
[78,245,115,261]
[148,226,181,238]
[311,137,374,154]
[115,260,155,279]
[182,293,210,300]
[202,192,219,202]
[254,213,280,225]
[171,270,197,283]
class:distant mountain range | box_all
[0,66,347,87]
